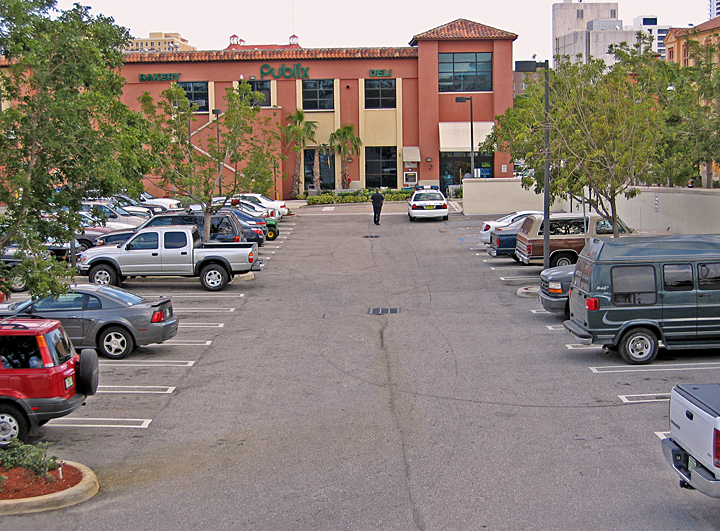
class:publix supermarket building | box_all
[121,19,517,200]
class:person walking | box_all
[371,187,384,225]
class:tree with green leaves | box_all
[139,82,281,241]
[0,0,146,296]
[328,124,362,190]
[484,40,665,236]
[285,109,317,198]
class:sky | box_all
[55,0,707,61]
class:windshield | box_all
[496,212,518,223]
[98,286,145,305]
[111,204,132,216]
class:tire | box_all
[443,215,449,221]
[89,264,119,286]
[266,227,278,241]
[200,264,229,291]
[512,254,520,263]
[0,405,29,446]
[76,349,99,396]
[408,214,415,222]
[98,326,134,360]
[76,239,93,253]
[619,327,658,364]
[550,252,576,268]
[8,271,27,293]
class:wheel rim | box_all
[204,270,223,288]
[93,270,111,284]
[103,331,128,356]
[557,257,572,267]
[0,413,19,443]
[628,335,652,359]
[10,276,26,291]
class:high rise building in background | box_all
[123,33,196,53]
[552,1,671,64]
[711,0,720,19]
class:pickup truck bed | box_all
[662,383,720,497]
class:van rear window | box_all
[612,265,657,306]
[573,259,594,291]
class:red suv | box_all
[0,318,99,445]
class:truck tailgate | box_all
[671,384,720,473]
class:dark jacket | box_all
[371,192,384,206]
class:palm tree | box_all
[313,143,330,192]
[285,109,317,198]
[328,124,362,189]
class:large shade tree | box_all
[0,0,147,295]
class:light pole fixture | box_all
[516,59,551,269]
[212,109,222,195]
[455,96,474,179]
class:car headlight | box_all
[548,281,563,293]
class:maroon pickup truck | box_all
[514,213,635,268]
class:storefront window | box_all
[304,149,335,190]
[365,79,396,109]
[366,147,397,189]
[438,53,492,92]
[302,79,334,110]
[177,82,209,112]
[248,80,271,107]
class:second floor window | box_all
[177,81,209,112]
[365,79,396,109]
[248,80,271,106]
[438,53,492,93]
[302,79,334,110]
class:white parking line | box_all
[322,207,335,211]
[173,307,236,312]
[656,431,670,439]
[98,385,175,394]
[566,344,598,350]
[46,418,153,429]
[162,340,212,346]
[619,393,670,403]
[144,294,244,298]
[100,360,196,367]
[546,325,565,331]
[590,362,720,374]
[531,309,549,314]
[179,323,224,328]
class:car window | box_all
[414,193,443,201]
[664,264,694,292]
[44,327,73,365]
[0,336,42,369]
[595,220,614,235]
[129,232,159,250]
[106,233,132,244]
[86,295,102,310]
[210,217,234,235]
[698,262,720,290]
[165,231,188,249]
[146,217,172,227]
[612,265,657,306]
[34,293,84,311]
[98,286,145,305]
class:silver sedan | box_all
[0,284,178,359]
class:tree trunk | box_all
[290,151,302,199]
[202,207,212,243]
[313,149,321,192]
[341,157,349,189]
[704,160,713,189]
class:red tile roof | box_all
[409,18,517,46]
[123,47,418,63]
[667,15,720,39]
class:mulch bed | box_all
[0,464,82,500]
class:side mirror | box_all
[125,243,134,251]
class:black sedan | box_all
[0,284,178,359]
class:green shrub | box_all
[0,439,60,480]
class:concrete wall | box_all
[462,180,720,235]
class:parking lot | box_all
[10,205,720,530]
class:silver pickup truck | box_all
[77,225,261,291]
[662,384,720,497]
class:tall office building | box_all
[711,0,720,19]
[123,33,196,53]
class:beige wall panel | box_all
[364,111,397,146]
[305,112,337,144]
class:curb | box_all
[0,461,99,515]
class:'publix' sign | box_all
[139,73,181,82]
[260,63,309,79]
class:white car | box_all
[235,193,288,217]
[407,186,448,222]
[137,191,182,210]
[478,210,542,244]
[80,201,146,229]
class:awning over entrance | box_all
[438,122,495,152]
[402,146,421,162]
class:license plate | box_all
[689,455,697,473]
[64,376,74,389]
[426,205,435,209]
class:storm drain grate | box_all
[363,235,380,238]
[369,308,400,315]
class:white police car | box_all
[407,186,449,222]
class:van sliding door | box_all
[661,263,697,343]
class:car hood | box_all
[540,264,575,282]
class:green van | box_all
[564,235,720,364]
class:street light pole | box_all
[455,96,475,178]
[515,59,551,269]
[212,108,222,196]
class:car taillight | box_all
[586,297,600,311]
[151,310,165,323]
[234,235,240,242]
[412,204,419,210]
[441,203,447,209]
[715,429,720,467]
[495,236,500,246]
[36,334,54,367]
[483,224,490,231]
[249,251,254,263]
[252,228,262,235]
[526,244,531,255]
